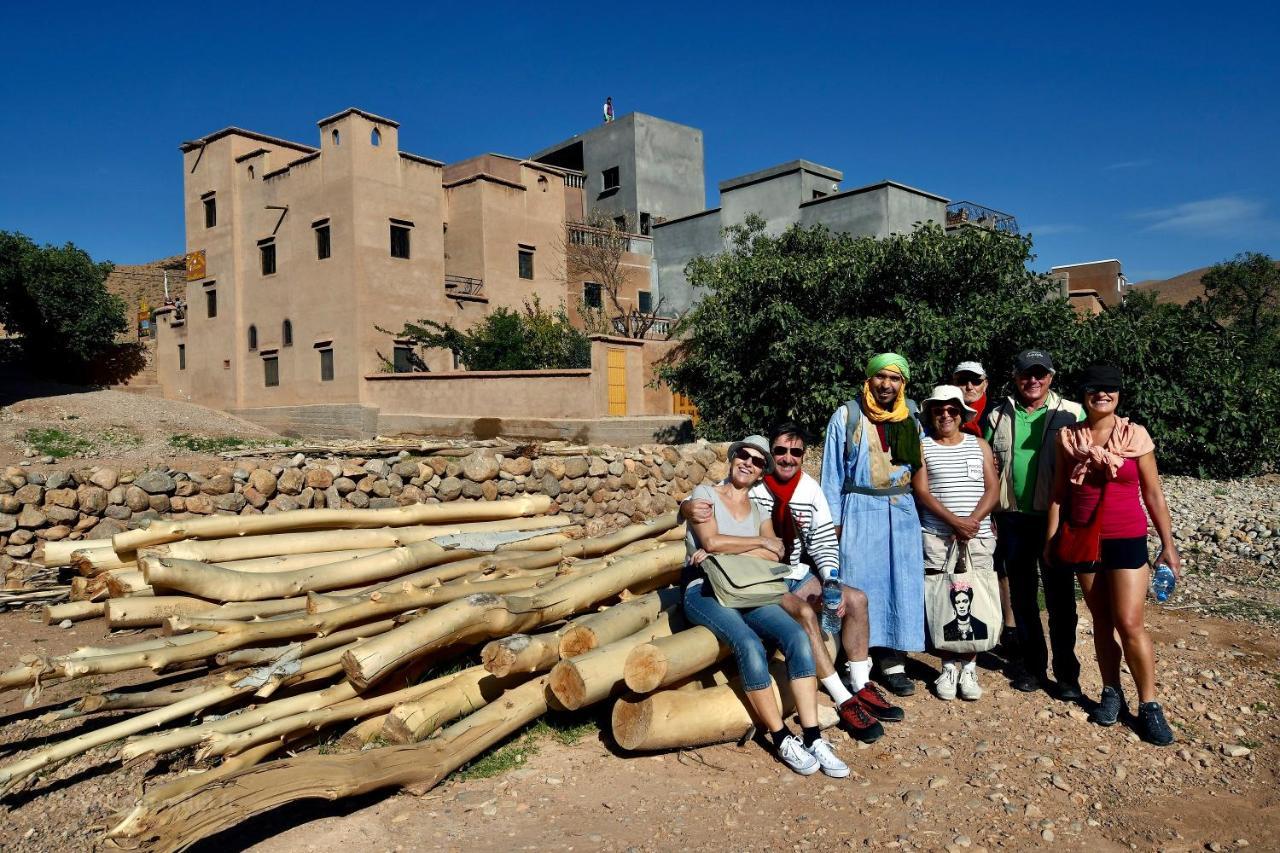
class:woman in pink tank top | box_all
[1044,364,1180,746]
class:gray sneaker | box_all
[806,737,850,778]
[934,664,958,701]
[776,734,820,775]
[1090,685,1125,727]
[958,666,983,701]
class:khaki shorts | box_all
[922,530,995,575]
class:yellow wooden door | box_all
[607,348,627,416]
[673,392,700,425]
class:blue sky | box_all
[1,1,1276,282]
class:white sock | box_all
[847,658,873,691]
[942,661,958,672]
[821,673,854,705]
[962,660,977,673]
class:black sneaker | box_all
[1056,682,1084,703]
[1090,685,1125,727]
[1010,671,1044,693]
[1137,701,1175,746]
[878,671,916,697]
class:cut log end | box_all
[379,712,416,745]
[556,626,596,659]
[622,647,666,694]
[547,661,587,711]
[610,695,655,751]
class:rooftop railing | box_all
[946,201,1019,235]
[444,274,485,298]
[567,222,653,255]
[610,312,676,339]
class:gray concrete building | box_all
[531,112,706,236]
[654,159,951,315]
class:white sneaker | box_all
[806,737,850,778]
[958,666,983,701]
[776,734,820,776]
[934,664,958,701]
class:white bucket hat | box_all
[921,385,977,420]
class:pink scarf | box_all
[1059,417,1155,484]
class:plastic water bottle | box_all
[821,577,842,635]
[1150,563,1176,603]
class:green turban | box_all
[865,352,910,382]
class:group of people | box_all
[679,350,1182,777]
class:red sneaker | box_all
[856,683,905,722]
[838,697,885,744]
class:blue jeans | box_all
[683,580,816,692]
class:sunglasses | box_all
[932,405,964,418]
[733,448,767,468]
[772,446,805,459]
[1017,369,1052,381]
[954,374,986,386]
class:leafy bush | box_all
[658,222,1277,478]
[0,231,126,370]
[381,298,590,371]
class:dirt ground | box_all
[0,559,1274,853]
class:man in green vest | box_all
[981,350,1085,698]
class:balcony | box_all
[945,201,1019,235]
[567,222,653,256]
[562,171,586,189]
[610,312,676,339]
[445,274,486,302]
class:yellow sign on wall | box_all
[185,250,206,281]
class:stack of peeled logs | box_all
[1,494,831,850]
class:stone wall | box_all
[0,443,731,569]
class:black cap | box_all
[1080,364,1123,392]
[1013,349,1055,374]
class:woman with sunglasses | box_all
[683,435,848,777]
[911,386,999,701]
[1044,365,1180,745]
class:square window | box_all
[390,221,412,259]
[205,288,217,319]
[602,166,620,191]
[518,248,534,280]
[259,240,276,275]
[393,345,414,373]
[178,343,186,370]
[639,212,651,236]
[263,354,279,387]
[314,221,331,260]
[638,290,652,313]
[319,348,335,381]
[613,215,626,232]
[203,194,216,228]
[583,282,602,309]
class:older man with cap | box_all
[821,353,925,696]
[981,349,1085,697]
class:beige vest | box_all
[987,392,1084,513]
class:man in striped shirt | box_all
[683,422,904,741]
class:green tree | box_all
[658,218,1079,439]
[1200,251,1280,367]
[0,231,126,367]
[380,297,589,371]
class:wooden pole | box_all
[548,611,680,710]
[557,586,681,658]
[623,626,727,694]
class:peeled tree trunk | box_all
[380,665,528,744]
[548,611,680,711]
[106,676,552,851]
[341,543,685,691]
[481,632,561,678]
[111,495,553,554]
[145,515,568,564]
[558,586,682,658]
[103,596,307,630]
[42,600,104,624]
[41,538,111,567]
[141,541,458,602]
[623,626,727,694]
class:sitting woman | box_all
[1046,364,1180,745]
[911,385,999,701]
[683,435,847,777]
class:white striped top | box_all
[920,434,992,537]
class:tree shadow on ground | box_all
[186,790,390,852]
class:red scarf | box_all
[764,472,801,561]
[960,392,987,437]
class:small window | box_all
[203,193,216,228]
[518,246,534,280]
[205,288,217,319]
[248,165,255,179]
[614,215,626,232]
[452,350,463,370]
[812,190,827,200]
[247,324,258,351]
[537,175,548,192]
[263,352,279,387]
[371,127,382,146]
[282,319,293,347]
[332,128,340,145]
[583,282,602,309]
[637,290,652,313]
[390,220,412,259]
[259,239,276,275]
[319,348,334,382]
[314,220,331,260]
[393,345,413,373]
[178,344,186,370]
[639,212,651,236]
[602,166,620,191]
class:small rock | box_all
[1221,744,1251,758]
[58,619,73,629]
